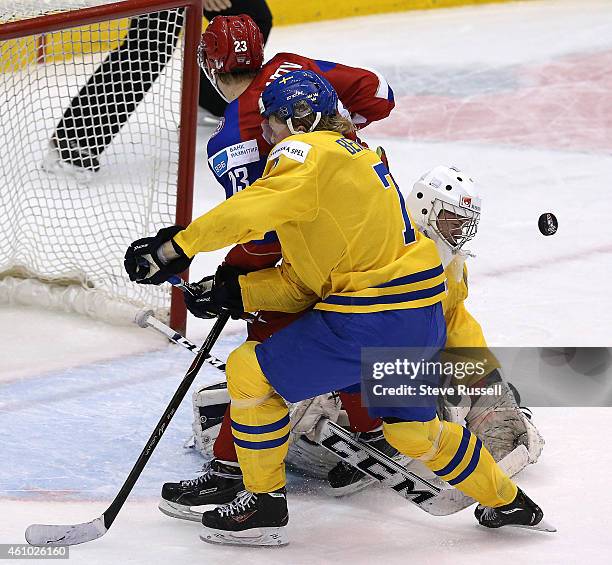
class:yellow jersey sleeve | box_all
[173,148,318,258]
[240,260,319,313]
[442,264,500,384]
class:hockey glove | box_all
[184,265,246,319]
[124,225,192,285]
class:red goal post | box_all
[0,0,203,333]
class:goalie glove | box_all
[465,370,544,464]
[124,225,192,285]
[184,265,245,319]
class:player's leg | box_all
[365,304,514,510]
[51,10,184,171]
[329,374,544,496]
[381,414,544,528]
[159,310,306,520]
[200,305,446,545]
[199,340,291,546]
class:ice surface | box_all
[2,0,612,562]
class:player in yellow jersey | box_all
[324,164,545,495]
[124,71,547,546]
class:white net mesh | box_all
[0,2,188,323]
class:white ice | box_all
[2,1,612,563]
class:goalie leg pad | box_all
[192,380,230,459]
[286,435,341,479]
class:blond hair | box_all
[290,100,355,136]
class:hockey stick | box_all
[316,419,530,516]
[25,311,231,547]
[135,309,226,371]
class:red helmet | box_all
[199,14,264,75]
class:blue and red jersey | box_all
[207,52,395,202]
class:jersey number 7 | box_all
[372,162,416,245]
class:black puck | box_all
[538,212,558,236]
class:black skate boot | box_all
[326,429,406,497]
[475,488,555,532]
[200,488,289,546]
[158,458,244,522]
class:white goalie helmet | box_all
[407,165,482,254]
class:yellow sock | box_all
[383,417,517,507]
[226,341,289,493]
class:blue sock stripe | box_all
[230,414,290,435]
[232,433,290,450]
[433,427,471,477]
[447,439,483,486]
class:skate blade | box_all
[505,519,557,533]
[480,518,557,533]
[200,526,288,547]
[158,499,203,522]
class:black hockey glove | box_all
[184,265,246,319]
[124,225,192,285]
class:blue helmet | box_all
[259,70,339,133]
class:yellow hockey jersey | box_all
[442,261,485,348]
[441,259,499,384]
[174,131,446,314]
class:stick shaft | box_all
[103,312,230,529]
[143,312,226,371]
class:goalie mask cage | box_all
[0,0,202,331]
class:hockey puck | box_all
[538,212,558,236]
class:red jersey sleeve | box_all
[260,54,394,130]
[223,240,282,271]
[320,61,394,129]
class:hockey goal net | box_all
[0,0,202,330]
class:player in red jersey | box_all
[158,14,396,522]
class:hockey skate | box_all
[475,488,555,532]
[158,458,244,521]
[200,488,289,547]
[326,429,408,497]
